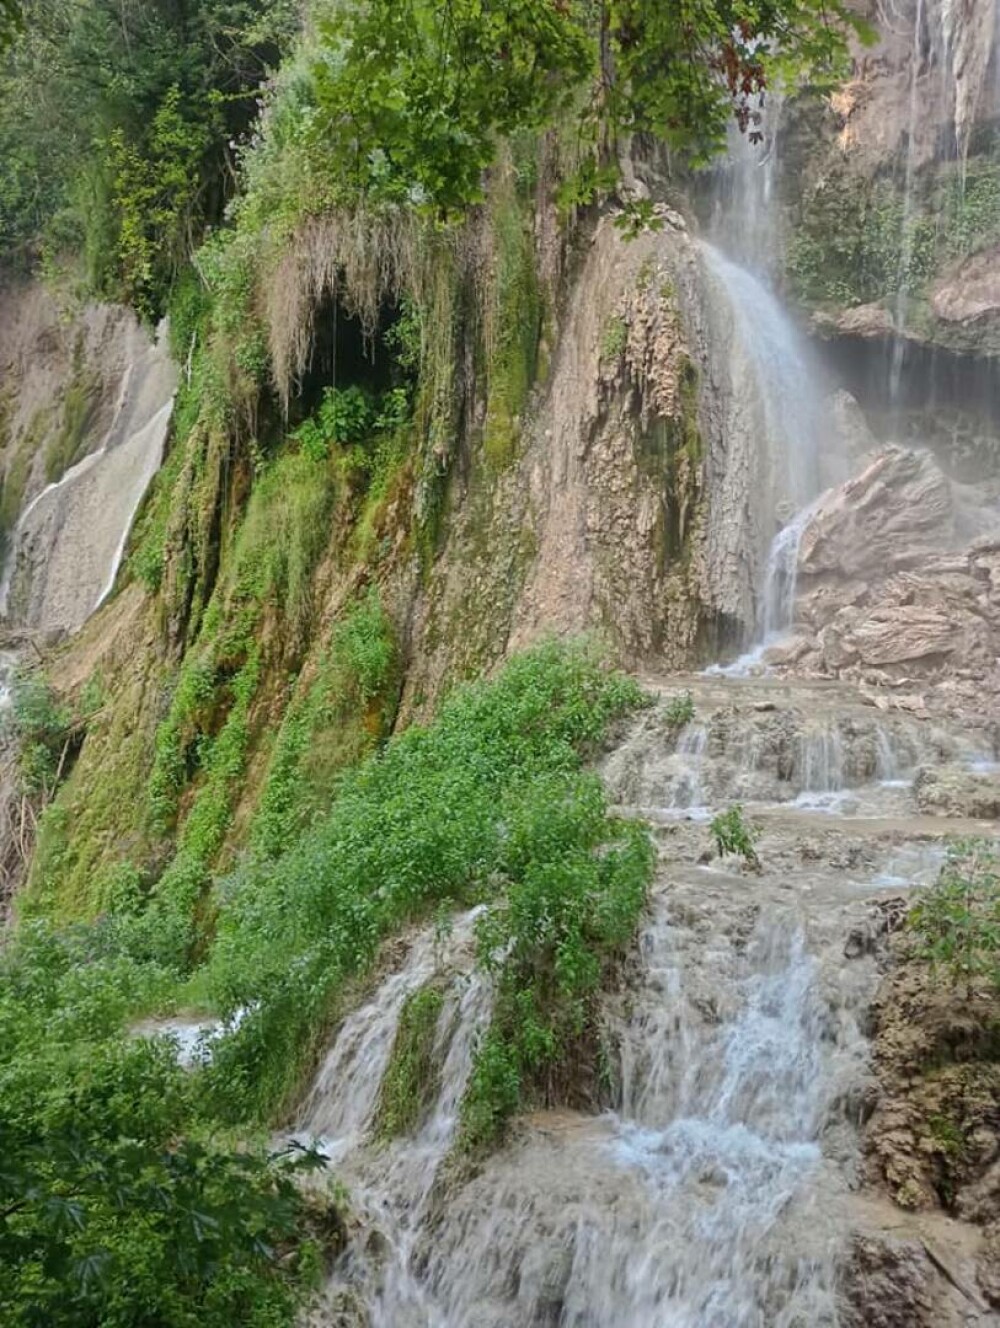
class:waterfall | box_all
[700,244,828,515]
[0,320,176,634]
[353,881,874,1327]
[697,244,845,661]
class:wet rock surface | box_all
[296,675,1000,1325]
[754,445,1000,720]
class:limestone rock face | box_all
[914,765,1000,819]
[840,1233,937,1328]
[0,280,176,635]
[777,447,1000,713]
[798,447,955,581]
[932,246,1000,326]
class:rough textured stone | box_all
[799,447,955,582]
[839,1233,937,1328]
[914,766,1000,819]
[932,246,1000,325]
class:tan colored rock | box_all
[932,246,1000,325]
[820,302,896,340]
[840,1233,936,1328]
[799,447,954,581]
[848,605,957,666]
[914,765,1000,819]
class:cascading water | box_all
[697,245,845,662]
[699,245,830,515]
[0,319,176,633]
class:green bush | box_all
[0,924,323,1328]
[202,642,650,1124]
[710,804,760,868]
[6,669,72,799]
[909,840,1000,998]
[663,690,695,727]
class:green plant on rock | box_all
[373,982,446,1141]
[6,669,73,800]
[663,690,695,727]
[710,804,761,868]
[252,588,400,860]
[601,315,628,364]
[201,642,649,1124]
[909,840,1000,999]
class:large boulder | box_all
[798,447,955,582]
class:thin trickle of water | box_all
[760,503,815,641]
[667,721,710,813]
[800,723,847,794]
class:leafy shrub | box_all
[710,804,760,868]
[663,690,695,727]
[202,642,649,1123]
[6,669,72,798]
[909,840,1000,998]
[293,386,410,467]
[0,924,323,1327]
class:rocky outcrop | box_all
[798,446,955,580]
[770,446,1000,715]
[862,927,1000,1311]
[933,247,1000,327]
[401,213,811,707]
[915,765,1000,818]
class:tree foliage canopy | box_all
[0,0,871,308]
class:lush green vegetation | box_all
[202,643,651,1126]
[910,840,1000,998]
[788,155,1000,310]
[0,0,866,319]
[0,925,327,1326]
[663,690,695,728]
[1,644,651,1321]
[373,982,446,1141]
[252,588,400,861]
[0,0,873,1313]
[0,0,296,313]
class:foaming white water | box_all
[568,904,862,1328]
[298,911,492,1324]
[389,894,866,1328]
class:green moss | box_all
[45,350,101,483]
[252,588,400,859]
[601,315,627,363]
[788,155,1000,313]
[1,406,51,546]
[482,170,541,469]
[373,982,446,1141]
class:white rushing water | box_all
[591,911,846,1328]
[700,245,830,516]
